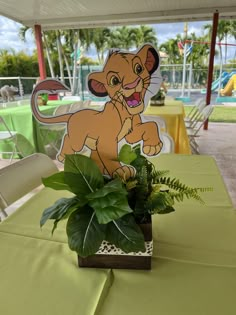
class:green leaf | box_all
[86,178,132,224]
[66,207,106,257]
[157,205,175,214]
[118,144,137,164]
[42,172,72,191]
[64,154,104,195]
[147,191,174,214]
[86,178,127,199]
[89,193,133,224]
[40,197,81,228]
[106,214,145,253]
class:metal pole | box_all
[187,62,192,99]
[34,24,47,80]
[204,11,219,130]
[181,43,187,97]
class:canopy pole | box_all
[34,24,47,80]
[204,11,219,130]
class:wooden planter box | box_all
[78,220,153,270]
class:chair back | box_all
[192,105,214,134]
[70,101,84,112]
[161,132,175,153]
[53,104,71,116]
[0,153,58,215]
[0,116,15,137]
[62,95,81,101]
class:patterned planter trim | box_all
[95,240,153,257]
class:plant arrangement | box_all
[151,87,166,105]
[40,144,208,259]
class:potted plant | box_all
[150,87,166,106]
[40,144,208,270]
[37,93,48,106]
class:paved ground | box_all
[197,122,236,207]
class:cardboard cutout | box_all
[31,44,163,179]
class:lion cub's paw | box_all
[57,154,65,163]
[113,165,136,180]
[143,142,163,155]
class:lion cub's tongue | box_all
[126,92,140,107]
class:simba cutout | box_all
[31,44,163,179]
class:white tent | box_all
[0,0,236,30]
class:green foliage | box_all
[184,105,236,123]
[118,144,208,221]
[40,148,208,258]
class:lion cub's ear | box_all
[88,72,108,97]
[137,44,160,75]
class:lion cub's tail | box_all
[31,79,72,124]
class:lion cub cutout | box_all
[31,44,163,179]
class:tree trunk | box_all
[42,32,55,78]
[64,54,72,90]
[72,36,79,95]
[56,31,64,83]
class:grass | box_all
[184,105,236,123]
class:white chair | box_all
[0,153,59,220]
[62,95,81,101]
[161,132,175,153]
[70,100,92,112]
[184,98,206,128]
[187,105,214,154]
[0,116,25,163]
[39,104,71,153]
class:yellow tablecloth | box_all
[144,99,191,154]
[0,154,236,315]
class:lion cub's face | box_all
[104,53,150,115]
[88,44,160,115]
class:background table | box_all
[0,100,72,157]
[144,99,191,154]
[0,154,236,314]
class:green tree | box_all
[132,25,157,48]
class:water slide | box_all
[220,74,236,96]
[201,71,230,94]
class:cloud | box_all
[0,16,36,54]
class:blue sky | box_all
[0,15,235,62]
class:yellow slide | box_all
[220,74,236,96]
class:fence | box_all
[1,65,235,102]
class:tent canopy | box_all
[0,0,236,30]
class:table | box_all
[0,154,236,314]
[0,100,72,157]
[144,99,191,154]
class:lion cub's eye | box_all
[134,63,143,75]
[109,75,120,86]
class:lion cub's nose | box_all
[123,77,141,90]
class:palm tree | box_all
[63,29,93,94]
[132,25,157,48]
[159,36,182,86]
[18,26,56,78]
[90,28,111,63]
[109,26,136,50]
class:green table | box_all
[0,154,236,315]
[0,100,72,157]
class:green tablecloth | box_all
[0,100,72,157]
[0,154,236,315]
